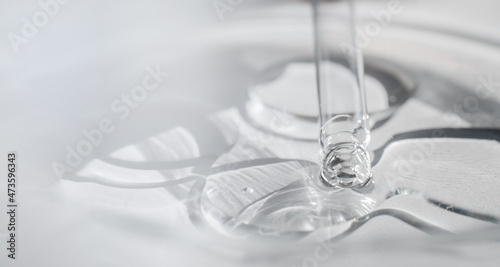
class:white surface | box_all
[1,1,500,266]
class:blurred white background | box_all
[1,0,500,266]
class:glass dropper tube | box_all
[313,0,372,188]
